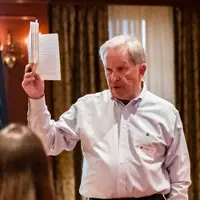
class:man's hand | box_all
[22,64,45,99]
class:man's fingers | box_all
[25,64,32,73]
[34,73,43,81]
[22,77,35,86]
[22,80,32,87]
[24,72,34,79]
[25,63,37,74]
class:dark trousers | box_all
[88,194,166,200]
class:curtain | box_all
[49,4,108,200]
[108,6,175,104]
[0,50,7,129]
[174,7,200,200]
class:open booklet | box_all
[27,20,61,80]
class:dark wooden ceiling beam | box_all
[0,0,48,3]
[0,0,199,6]
[50,0,199,6]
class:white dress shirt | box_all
[28,82,191,199]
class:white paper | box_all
[27,20,61,80]
[28,20,39,65]
[36,34,61,80]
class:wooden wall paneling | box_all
[0,3,51,124]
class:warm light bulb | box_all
[25,37,28,44]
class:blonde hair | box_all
[99,35,146,65]
[0,123,55,200]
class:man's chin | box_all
[111,91,124,100]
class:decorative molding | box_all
[0,0,48,3]
[0,16,36,20]
[0,0,199,6]
[48,0,199,6]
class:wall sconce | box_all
[1,31,42,68]
[3,32,17,69]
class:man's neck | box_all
[117,99,130,105]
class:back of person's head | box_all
[0,123,54,200]
[99,35,146,66]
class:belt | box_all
[88,194,165,200]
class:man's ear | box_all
[139,63,147,77]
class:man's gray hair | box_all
[99,35,146,65]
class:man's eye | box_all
[106,68,112,73]
[118,67,126,72]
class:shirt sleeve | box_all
[27,96,80,155]
[164,111,191,200]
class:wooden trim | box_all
[0,0,48,3]
[0,0,199,6]
[0,16,36,20]
[48,0,200,6]
[0,3,49,17]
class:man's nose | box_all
[110,72,120,82]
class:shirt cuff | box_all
[29,96,46,111]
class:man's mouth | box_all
[112,86,121,89]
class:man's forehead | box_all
[104,59,130,70]
[106,46,128,57]
[105,49,130,64]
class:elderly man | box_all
[22,35,191,200]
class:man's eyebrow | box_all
[117,62,129,66]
